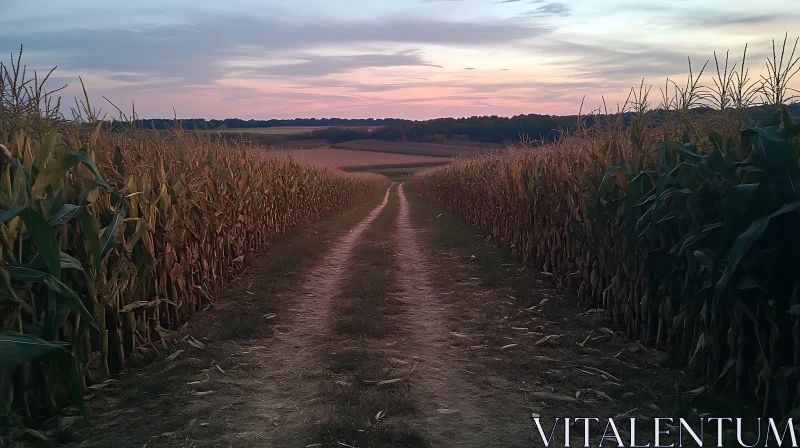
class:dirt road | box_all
[66,183,733,448]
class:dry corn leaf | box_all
[166,349,184,361]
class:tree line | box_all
[121,117,412,130]
[286,104,800,145]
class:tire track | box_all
[393,183,531,447]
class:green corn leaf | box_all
[721,183,761,247]
[79,208,102,272]
[568,220,592,251]
[674,163,699,189]
[73,150,110,190]
[0,206,61,277]
[42,292,67,342]
[113,146,126,177]
[32,154,81,198]
[709,131,724,153]
[26,252,86,273]
[57,252,85,272]
[48,204,84,226]
[713,201,800,313]
[46,188,66,222]
[0,332,85,412]
[633,192,657,208]
[42,275,98,330]
[656,209,681,225]
[621,172,646,232]
[743,126,792,170]
[7,265,48,282]
[20,208,62,278]
[100,209,126,260]
[0,331,68,368]
[595,165,623,204]
[664,140,701,161]
[51,344,85,412]
[669,223,723,257]
[0,205,24,222]
[32,151,111,198]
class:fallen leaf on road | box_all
[166,350,184,361]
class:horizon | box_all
[101,101,800,122]
[2,0,799,120]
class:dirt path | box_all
[64,181,737,448]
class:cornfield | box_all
[417,37,800,420]
[0,51,387,423]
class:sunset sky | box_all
[2,0,798,119]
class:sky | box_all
[1,0,799,119]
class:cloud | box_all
[250,51,442,77]
[525,39,719,84]
[526,2,570,17]
[622,3,797,29]
[464,67,476,70]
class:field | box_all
[331,139,502,157]
[288,146,450,168]
[439,139,507,149]
[214,126,381,135]
[347,165,436,182]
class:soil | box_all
[46,182,749,448]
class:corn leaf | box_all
[48,204,84,226]
[73,150,110,190]
[42,275,98,330]
[0,332,85,412]
[0,206,61,278]
[113,146,126,177]
[32,152,110,198]
[79,208,102,272]
[27,252,85,273]
[713,201,800,313]
[99,209,126,260]
[7,265,48,282]
[0,331,68,368]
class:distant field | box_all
[331,140,501,158]
[289,146,449,168]
[349,165,434,182]
[213,126,381,135]
[441,139,508,149]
